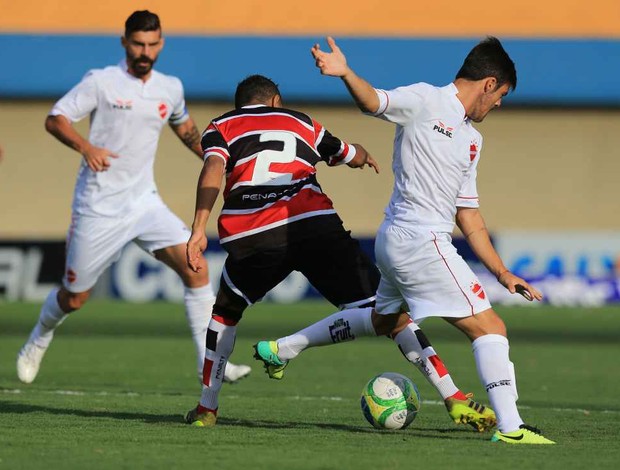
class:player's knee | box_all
[58,289,90,312]
[372,311,409,336]
[213,304,244,324]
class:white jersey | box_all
[373,82,482,233]
[50,61,189,217]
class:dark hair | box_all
[234,75,281,109]
[455,36,517,91]
[124,10,161,37]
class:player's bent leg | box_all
[17,287,90,383]
[383,311,496,432]
[444,308,507,342]
[154,244,251,384]
[258,306,377,379]
[447,308,551,439]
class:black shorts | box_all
[214,229,380,321]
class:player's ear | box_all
[159,36,165,50]
[272,94,283,108]
[484,77,497,93]
[121,36,127,48]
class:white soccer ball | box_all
[360,372,421,430]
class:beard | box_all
[129,55,155,76]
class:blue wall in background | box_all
[1,35,618,106]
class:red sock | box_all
[448,390,468,401]
[196,403,217,415]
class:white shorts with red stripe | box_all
[374,222,491,322]
[63,193,190,293]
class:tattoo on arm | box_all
[181,125,201,151]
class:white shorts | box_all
[63,195,190,292]
[374,223,491,322]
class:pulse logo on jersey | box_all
[158,102,168,119]
[470,281,486,300]
[432,120,453,138]
[112,99,132,110]
[470,143,478,162]
[329,318,355,343]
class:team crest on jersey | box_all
[433,120,453,138]
[112,99,132,110]
[470,281,486,300]
[470,143,478,162]
[66,268,77,284]
[158,102,168,119]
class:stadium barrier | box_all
[2,233,619,306]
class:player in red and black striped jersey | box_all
[184,76,494,430]
[201,91,368,259]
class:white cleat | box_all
[16,341,48,384]
[223,362,251,383]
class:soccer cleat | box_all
[445,394,497,432]
[223,362,252,384]
[253,341,288,380]
[491,424,556,444]
[16,341,48,384]
[185,405,217,427]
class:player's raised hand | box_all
[83,145,119,172]
[186,231,207,273]
[312,36,350,77]
[498,271,543,302]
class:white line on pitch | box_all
[2,388,619,415]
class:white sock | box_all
[200,315,237,411]
[393,321,460,400]
[472,334,524,433]
[184,284,216,377]
[29,288,68,348]
[276,307,375,361]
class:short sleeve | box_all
[201,123,230,164]
[313,119,356,166]
[169,78,189,125]
[49,70,99,122]
[371,83,430,126]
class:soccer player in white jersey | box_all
[16,10,250,386]
[257,37,554,444]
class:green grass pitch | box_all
[1,301,619,469]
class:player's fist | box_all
[186,231,207,273]
[311,36,350,77]
[83,145,119,172]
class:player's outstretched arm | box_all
[347,144,379,173]
[170,116,203,159]
[311,36,380,114]
[455,207,543,302]
[45,115,118,172]
[187,156,225,272]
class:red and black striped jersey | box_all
[201,105,356,258]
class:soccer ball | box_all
[360,372,421,430]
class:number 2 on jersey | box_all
[251,131,296,186]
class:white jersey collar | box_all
[118,59,155,84]
[445,82,468,121]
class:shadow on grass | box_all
[0,400,476,439]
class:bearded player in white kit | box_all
[16,10,250,385]
[257,36,555,444]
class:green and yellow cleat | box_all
[445,394,497,432]
[185,406,217,427]
[491,424,555,444]
[253,341,288,380]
